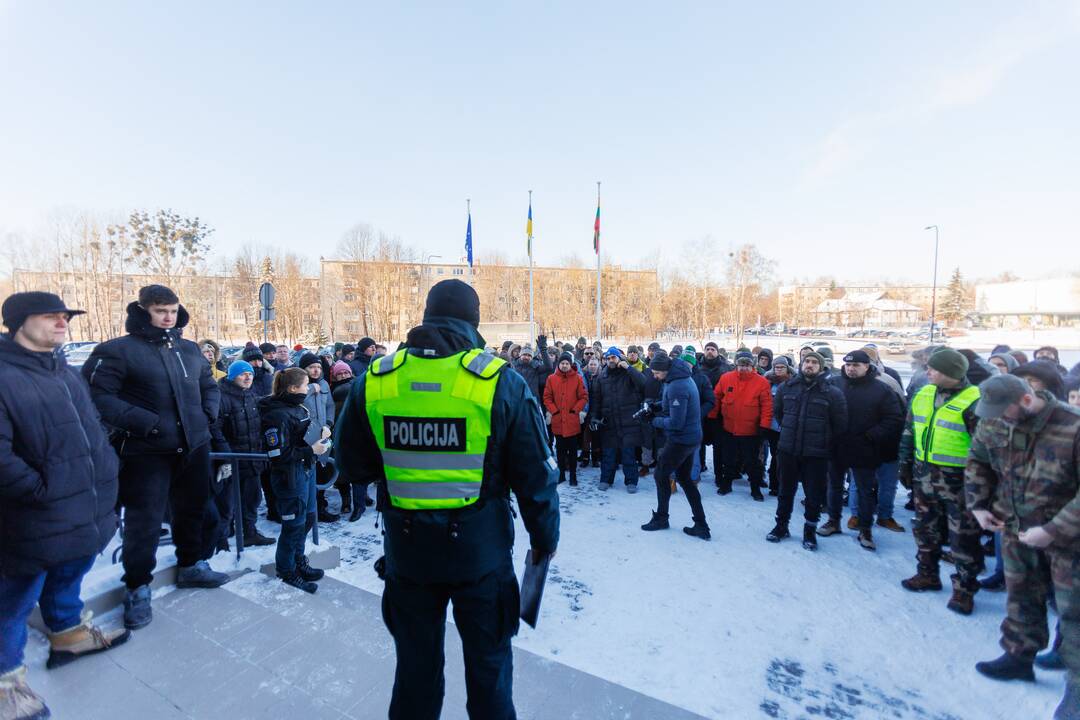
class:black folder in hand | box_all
[519,550,551,629]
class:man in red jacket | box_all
[715,350,774,500]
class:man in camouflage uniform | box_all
[898,348,985,614]
[966,374,1080,719]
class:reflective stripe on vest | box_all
[365,349,504,510]
[911,384,980,468]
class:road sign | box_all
[259,282,275,309]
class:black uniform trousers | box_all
[118,443,213,589]
[382,562,520,720]
[654,441,708,524]
[775,453,829,528]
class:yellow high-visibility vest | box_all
[365,348,505,510]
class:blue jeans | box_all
[847,461,900,521]
[601,445,637,486]
[274,464,316,573]
[0,555,95,674]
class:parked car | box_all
[64,343,99,369]
[61,341,96,357]
[886,341,906,354]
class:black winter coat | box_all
[0,337,119,575]
[512,344,553,401]
[84,303,220,455]
[251,363,274,397]
[691,366,716,418]
[698,356,733,390]
[210,379,264,475]
[774,372,848,459]
[591,364,647,447]
[331,377,355,422]
[258,394,314,498]
[832,367,904,469]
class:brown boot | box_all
[947,588,975,615]
[947,575,977,615]
[876,517,906,533]
[0,666,50,720]
[846,516,859,531]
[46,611,131,669]
[901,571,943,592]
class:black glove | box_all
[589,418,602,432]
[537,335,547,348]
[758,427,770,438]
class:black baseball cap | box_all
[2,292,85,333]
[976,374,1032,419]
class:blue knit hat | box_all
[227,360,254,381]
[603,346,624,359]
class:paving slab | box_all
[22,577,708,720]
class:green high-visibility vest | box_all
[911,383,980,467]
[365,348,506,510]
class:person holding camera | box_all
[590,347,648,491]
[259,367,330,594]
[640,353,711,539]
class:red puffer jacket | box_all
[714,369,773,437]
[542,368,588,437]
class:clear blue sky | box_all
[2,1,1078,283]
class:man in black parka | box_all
[0,293,128,719]
[84,285,224,631]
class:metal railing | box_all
[112,452,338,564]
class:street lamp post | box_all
[924,225,939,344]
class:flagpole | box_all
[595,181,601,342]
[528,189,534,336]
[466,198,474,287]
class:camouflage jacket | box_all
[965,392,1080,545]
[898,380,979,483]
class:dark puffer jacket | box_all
[774,371,848,458]
[832,366,904,469]
[591,363,648,447]
[210,378,264,474]
[0,336,120,574]
[652,359,703,445]
[84,302,220,455]
[511,341,553,401]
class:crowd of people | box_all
[2,280,1080,719]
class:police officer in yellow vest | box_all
[334,280,560,720]
[898,347,985,614]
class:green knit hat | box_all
[682,352,697,366]
[928,347,969,381]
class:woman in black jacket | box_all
[259,368,330,593]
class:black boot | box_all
[974,653,1035,683]
[349,485,366,522]
[802,523,818,551]
[683,521,711,540]
[559,471,566,484]
[569,471,577,487]
[339,487,352,514]
[317,508,340,523]
[277,569,318,594]
[641,512,670,532]
[244,528,276,546]
[295,554,325,582]
[766,523,790,542]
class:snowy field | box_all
[212,465,1060,720]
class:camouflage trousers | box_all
[1001,533,1080,676]
[912,474,985,591]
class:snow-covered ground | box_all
[88,463,1063,719]
[296,468,1060,719]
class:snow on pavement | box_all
[313,467,1062,720]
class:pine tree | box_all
[941,267,968,324]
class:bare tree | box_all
[109,209,213,285]
[725,244,774,348]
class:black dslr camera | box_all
[632,400,662,422]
